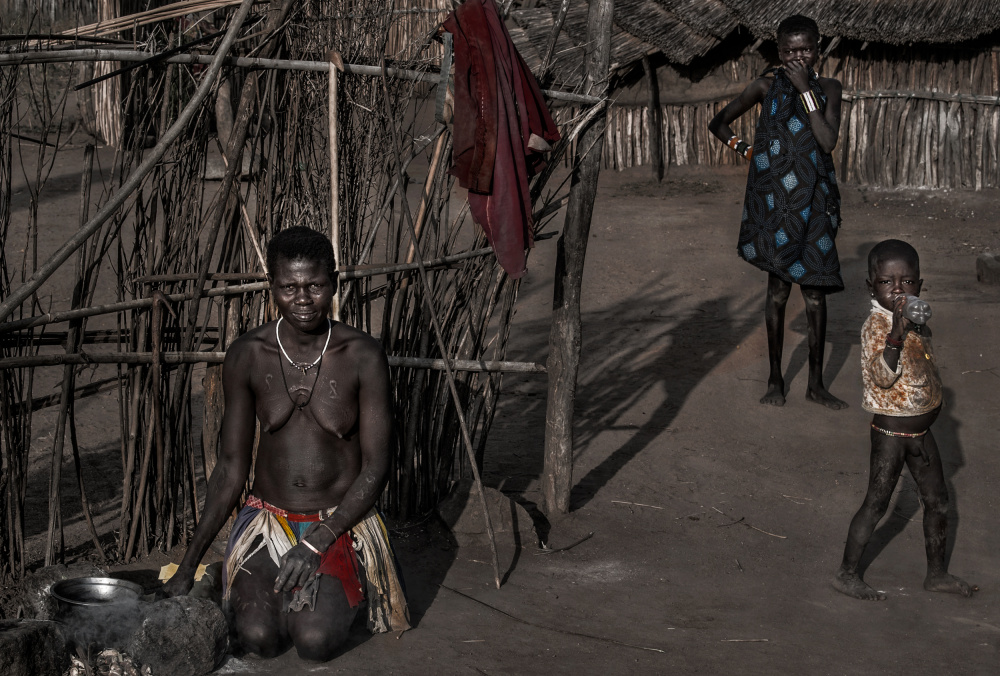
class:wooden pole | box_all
[67,146,106,563]
[329,50,344,321]
[45,146,97,565]
[217,146,267,272]
[642,55,663,182]
[0,50,604,105]
[540,0,571,85]
[0,247,498,335]
[0,282,270,334]
[379,67,502,589]
[387,130,450,350]
[150,291,177,540]
[542,0,613,515]
[0,352,546,372]
[202,296,240,489]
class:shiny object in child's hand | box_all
[901,295,931,325]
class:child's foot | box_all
[806,385,848,410]
[760,379,785,406]
[832,570,886,600]
[924,572,975,597]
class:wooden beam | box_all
[642,55,663,182]
[0,248,497,335]
[0,50,603,105]
[0,352,546,373]
[542,0,614,515]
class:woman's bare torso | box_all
[239,322,365,512]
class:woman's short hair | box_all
[266,226,338,282]
[776,15,820,43]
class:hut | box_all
[511,0,1000,189]
[0,0,605,582]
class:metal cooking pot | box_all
[50,577,143,607]
[50,577,144,648]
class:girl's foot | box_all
[807,385,848,410]
[760,378,785,406]
[832,570,886,600]
[924,572,975,597]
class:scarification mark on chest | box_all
[264,373,273,391]
[328,379,338,398]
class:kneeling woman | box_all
[163,226,409,661]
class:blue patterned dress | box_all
[737,68,843,291]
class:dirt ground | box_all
[6,153,1000,674]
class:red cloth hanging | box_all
[444,0,561,278]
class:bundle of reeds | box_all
[60,0,244,39]
[0,59,29,580]
[0,0,575,578]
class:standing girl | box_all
[709,14,847,409]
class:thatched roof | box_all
[717,0,1000,46]
[509,9,586,89]
[658,0,739,40]
[511,0,655,88]
[611,0,720,64]
[516,0,1000,86]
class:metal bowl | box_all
[50,577,143,607]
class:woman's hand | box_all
[160,568,195,598]
[785,60,812,93]
[274,542,322,593]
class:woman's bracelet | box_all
[885,334,904,349]
[800,90,819,113]
[726,135,753,159]
[301,538,322,555]
[319,522,338,539]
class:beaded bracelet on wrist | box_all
[727,135,753,159]
[800,90,819,113]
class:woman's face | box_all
[270,257,334,334]
[778,32,819,70]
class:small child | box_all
[833,239,973,600]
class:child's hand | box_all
[889,294,913,340]
[785,60,811,93]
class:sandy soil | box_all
[5,154,1000,674]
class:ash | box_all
[65,648,152,676]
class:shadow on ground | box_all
[488,277,758,514]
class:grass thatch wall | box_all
[605,42,1000,190]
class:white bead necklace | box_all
[276,317,332,375]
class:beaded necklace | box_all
[275,317,331,411]
[276,317,331,374]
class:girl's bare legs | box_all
[801,286,848,409]
[762,273,792,405]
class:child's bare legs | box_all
[762,273,791,405]
[801,287,848,409]
[833,428,903,600]
[906,431,973,596]
[835,428,974,599]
